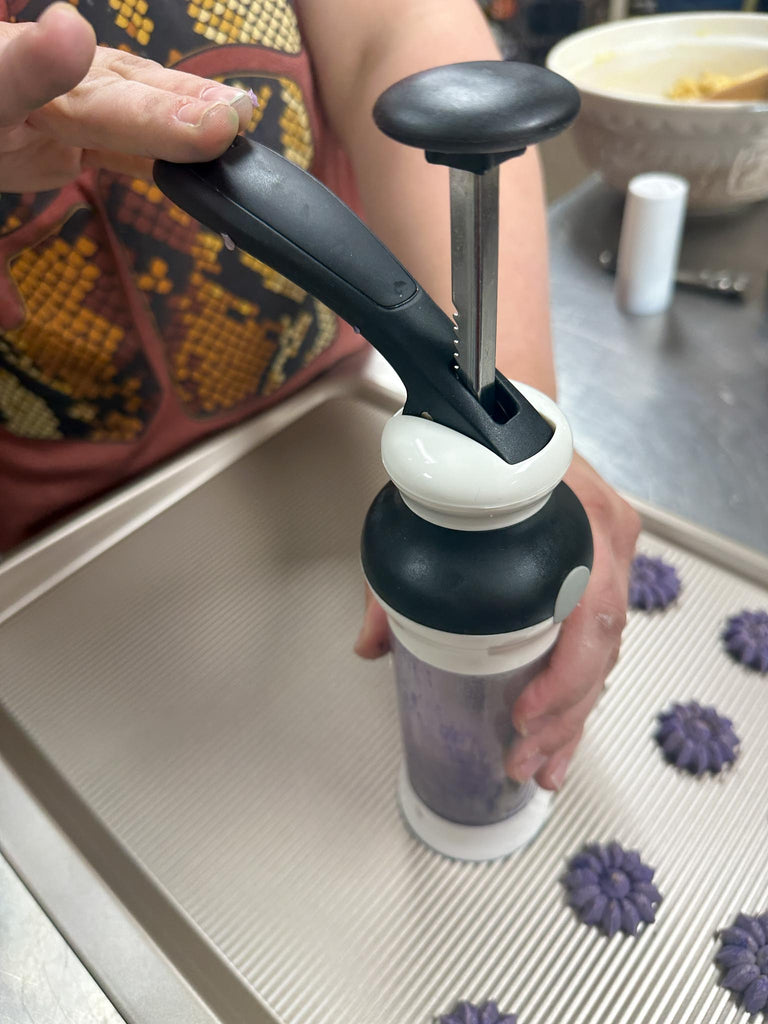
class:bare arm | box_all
[298,0,555,395]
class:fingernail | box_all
[176,101,206,126]
[175,101,239,128]
[549,757,569,791]
[509,751,547,783]
[200,85,252,123]
[200,84,248,106]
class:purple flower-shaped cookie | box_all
[563,842,662,937]
[716,912,768,1015]
[655,701,740,775]
[723,610,768,673]
[629,554,681,610]
[438,1001,516,1024]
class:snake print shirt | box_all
[0,0,362,550]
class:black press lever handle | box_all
[153,135,553,464]
[372,61,580,173]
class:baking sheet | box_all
[0,391,766,1024]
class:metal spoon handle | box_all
[598,250,750,301]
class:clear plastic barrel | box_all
[390,632,553,826]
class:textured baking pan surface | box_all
[0,393,766,1024]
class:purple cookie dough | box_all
[716,912,768,1015]
[655,702,740,775]
[723,610,768,673]
[629,554,681,610]
[391,633,548,826]
[438,1002,517,1024]
[563,842,662,937]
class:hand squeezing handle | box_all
[154,136,552,463]
[153,62,578,464]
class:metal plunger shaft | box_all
[449,164,500,414]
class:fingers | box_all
[90,48,254,133]
[506,679,598,784]
[0,9,249,188]
[511,458,639,737]
[29,42,253,163]
[504,542,625,786]
[504,454,642,791]
[537,736,582,792]
[354,587,390,659]
[512,571,626,730]
[0,4,95,127]
[33,73,244,163]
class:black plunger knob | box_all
[373,61,580,173]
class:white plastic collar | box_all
[372,589,560,674]
[381,382,573,531]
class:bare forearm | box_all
[299,0,556,396]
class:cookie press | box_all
[154,61,593,861]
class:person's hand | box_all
[0,3,253,191]
[505,454,639,790]
[355,453,641,792]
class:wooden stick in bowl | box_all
[709,67,768,101]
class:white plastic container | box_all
[616,173,689,316]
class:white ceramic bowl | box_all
[547,13,768,212]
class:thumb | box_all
[0,3,96,127]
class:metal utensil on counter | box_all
[599,249,751,300]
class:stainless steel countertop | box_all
[0,852,125,1023]
[2,180,766,1020]
[549,179,768,555]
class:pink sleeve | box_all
[0,2,8,21]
